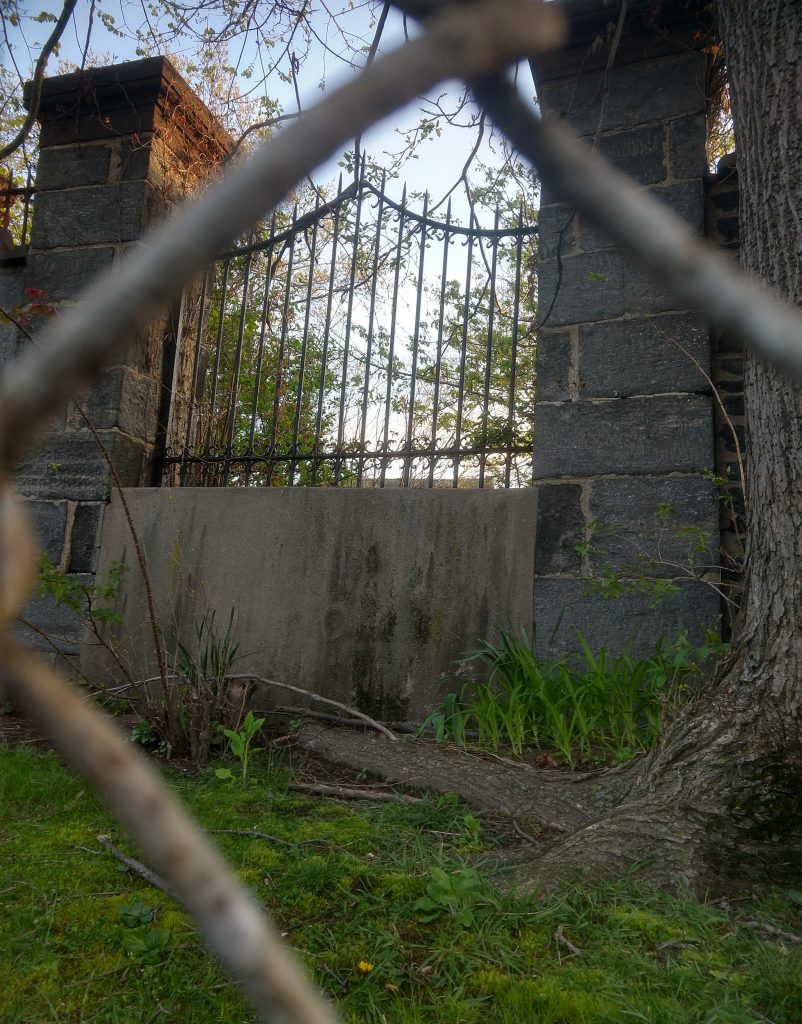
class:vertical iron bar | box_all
[453,221,474,488]
[204,259,231,483]
[428,200,451,488]
[289,199,321,485]
[402,192,428,487]
[356,172,386,487]
[21,170,32,245]
[266,208,297,485]
[245,214,278,485]
[181,268,209,485]
[380,185,407,488]
[334,172,365,486]
[312,179,343,486]
[478,206,500,489]
[222,239,254,485]
[505,209,524,489]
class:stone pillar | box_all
[532,0,721,656]
[10,57,230,656]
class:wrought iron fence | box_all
[0,171,35,252]
[163,173,538,488]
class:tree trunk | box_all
[514,0,802,893]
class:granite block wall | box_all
[532,0,723,657]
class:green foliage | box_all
[164,607,247,766]
[36,554,127,626]
[423,628,726,766]
[3,744,802,1024]
[413,866,495,928]
[216,710,266,782]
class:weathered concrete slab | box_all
[85,487,538,720]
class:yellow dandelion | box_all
[357,960,374,973]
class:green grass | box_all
[3,742,802,1023]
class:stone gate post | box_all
[532,0,722,654]
[7,57,230,657]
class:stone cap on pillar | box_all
[533,0,716,83]
[26,56,232,165]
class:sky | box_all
[3,0,543,225]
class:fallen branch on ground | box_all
[230,675,399,742]
[289,782,421,805]
[97,834,178,901]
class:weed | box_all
[216,710,266,782]
[413,866,496,928]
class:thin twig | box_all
[96,834,179,900]
[554,924,583,957]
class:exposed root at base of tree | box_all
[296,711,802,895]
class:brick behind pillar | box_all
[9,57,231,657]
[531,0,721,658]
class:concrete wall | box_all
[85,488,537,720]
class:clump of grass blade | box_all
[422,628,724,766]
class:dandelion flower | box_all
[357,960,374,973]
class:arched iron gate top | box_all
[162,174,539,489]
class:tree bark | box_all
[513,0,802,893]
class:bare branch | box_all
[0,0,80,162]
[97,833,179,900]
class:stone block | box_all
[16,578,92,657]
[533,394,713,478]
[15,429,147,500]
[537,50,705,137]
[25,248,114,302]
[25,499,68,563]
[588,475,718,575]
[669,114,707,180]
[69,502,105,573]
[35,143,112,189]
[537,204,577,259]
[578,312,710,398]
[30,181,149,248]
[598,124,666,184]
[68,367,160,439]
[711,216,739,246]
[708,184,739,213]
[534,484,584,575]
[533,577,720,661]
[538,250,625,327]
[116,138,154,181]
[536,329,572,401]
[580,180,704,253]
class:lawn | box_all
[2,741,802,1024]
